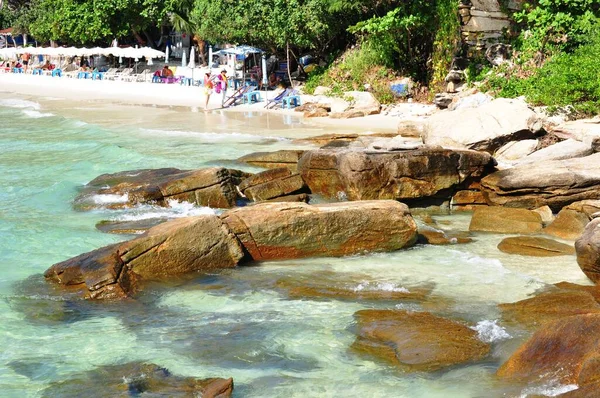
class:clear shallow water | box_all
[0,93,591,397]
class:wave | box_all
[109,200,218,222]
[139,128,290,143]
[21,109,54,118]
[520,381,578,397]
[471,319,511,343]
[353,281,410,293]
[0,98,42,110]
[92,194,129,204]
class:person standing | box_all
[203,72,214,110]
[218,69,228,107]
[22,52,31,73]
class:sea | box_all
[0,92,589,397]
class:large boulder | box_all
[220,201,417,261]
[44,215,246,299]
[422,98,543,152]
[237,150,305,171]
[480,153,600,210]
[497,236,575,257]
[544,209,590,240]
[329,91,381,118]
[497,314,600,389]
[469,207,543,234]
[75,167,247,210]
[40,362,233,398]
[493,139,538,163]
[514,138,592,165]
[351,310,490,372]
[238,167,307,202]
[576,218,600,284]
[297,147,495,203]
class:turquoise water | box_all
[0,94,590,397]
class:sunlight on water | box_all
[0,92,591,397]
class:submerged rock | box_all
[297,147,494,205]
[76,167,248,210]
[481,153,600,211]
[351,310,490,372]
[469,207,543,234]
[221,200,417,261]
[418,225,473,245]
[44,215,246,299]
[41,362,233,398]
[497,314,600,389]
[497,236,575,257]
[576,218,600,283]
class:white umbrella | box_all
[181,48,187,67]
[165,46,169,64]
[261,54,268,86]
[189,46,195,68]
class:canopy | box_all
[9,46,165,58]
[216,45,263,58]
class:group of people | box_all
[203,69,228,110]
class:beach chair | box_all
[281,91,302,109]
[264,88,292,109]
[111,68,133,81]
[223,85,256,107]
[123,69,151,82]
[102,68,120,80]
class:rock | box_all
[260,193,309,203]
[343,91,381,115]
[239,168,307,202]
[368,136,424,151]
[95,218,168,235]
[497,314,600,388]
[40,362,233,398]
[295,102,331,113]
[447,92,493,111]
[469,207,543,234]
[485,43,511,66]
[494,139,538,162]
[44,215,246,299]
[544,209,590,240]
[554,281,600,304]
[237,150,305,171]
[434,93,454,109]
[565,200,600,217]
[75,167,246,210]
[351,310,490,372]
[423,98,543,152]
[445,70,464,83]
[313,86,332,96]
[418,225,473,245]
[304,108,329,118]
[499,290,600,328]
[481,153,600,210]
[298,147,495,204]
[576,218,600,283]
[532,205,554,226]
[220,201,417,261]
[515,139,592,165]
[497,236,575,257]
[451,190,487,208]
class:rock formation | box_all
[497,236,575,257]
[576,218,600,284]
[237,150,305,171]
[469,207,543,234]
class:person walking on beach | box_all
[203,72,214,110]
[22,52,31,73]
[218,69,228,107]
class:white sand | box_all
[0,72,430,133]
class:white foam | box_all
[110,200,217,222]
[520,382,578,397]
[0,98,41,110]
[353,282,410,293]
[471,320,511,343]
[92,194,129,204]
[21,109,54,118]
[139,128,290,143]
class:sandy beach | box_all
[0,72,432,134]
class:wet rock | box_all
[451,190,487,211]
[499,290,600,328]
[351,310,490,372]
[497,314,600,388]
[221,200,417,261]
[544,209,590,240]
[259,193,309,203]
[554,281,600,304]
[423,98,543,152]
[75,167,247,210]
[40,362,233,398]
[298,147,495,204]
[44,215,246,299]
[469,207,543,234]
[481,153,600,211]
[95,218,168,235]
[497,236,575,257]
[532,205,554,226]
[237,150,305,171]
[418,225,473,245]
[576,218,600,283]
[239,168,307,202]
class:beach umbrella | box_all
[181,48,187,67]
[208,45,212,67]
[189,45,196,68]
[165,46,169,64]
[261,54,268,86]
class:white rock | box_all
[494,139,538,161]
[517,139,592,165]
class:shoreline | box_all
[0,73,428,134]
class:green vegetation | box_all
[474,0,600,116]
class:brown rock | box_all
[544,209,590,240]
[298,147,495,204]
[95,218,168,235]
[576,218,600,283]
[40,362,233,398]
[238,168,292,191]
[497,236,575,257]
[554,281,600,303]
[294,102,331,113]
[237,150,305,171]
[532,205,555,226]
[260,193,309,203]
[565,200,600,217]
[304,108,329,118]
[499,290,600,328]
[221,200,417,261]
[469,207,543,234]
[243,174,306,202]
[352,310,490,372]
[452,190,486,205]
[497,314,600,387]
[44,215,245,299]
[418,226,473,245]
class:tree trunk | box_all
[286,42,293,88]
[143,30,156,49]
